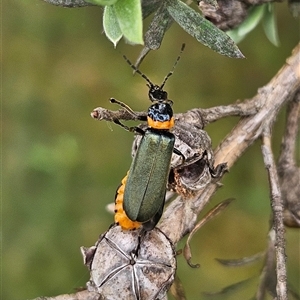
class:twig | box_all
[277,91,300,227]
[32,290,100,300]
[255,229,277,300]
[91,97,260,130]
[261,126,287,300]
[278,90,300,169]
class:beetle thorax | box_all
[147,102,174,130]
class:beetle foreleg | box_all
[112,118,145,135]
[173,148,185,164]
[110,98,147,121]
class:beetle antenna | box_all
[160,43,185,89]
[122,55,155,88]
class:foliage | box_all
[44,0,244,57]
[227,3,280,46]
[42,0,285,62]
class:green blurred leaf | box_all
[142,0,162,19]
[103,5,123,47]
[114,0,143,45]
[226,27,246,44]
[228,4,280,46]
[86,0,118,5]
[215,252,264,267]
[28,134,79,174]
[263,3,280,46]
[288,0,300,18]
[135,2,173,67]
[203,277,255,297]
[166,0,244,58]
[237,5,265,36]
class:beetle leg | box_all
[110,98,137,115]
[110,98,147,121]
[173,148,185,164]
[210,162,228,178]
[112,117,146,135]
[134,127,146,135]
[112,117,134,132]
[174,148,204,168]
[132,229,147,257]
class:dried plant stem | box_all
[277,92,300,227]
[256,229,277,300]
[261,128,287,300]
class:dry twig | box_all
[261,128,287,299]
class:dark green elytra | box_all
[123,129,175,223]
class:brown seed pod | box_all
[81,225,176,300]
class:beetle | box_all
[111,44,186,230]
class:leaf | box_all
[134,47,151,68]
[136,2,174,67]
[103,5,123,47]
[226,27,247,44]
[141,0,162,19]
[144,2,173,50]
[237,5,265,37]
[85,0,118,5]
[170,275,187,300]
[203,277,255,297]
[262,3,280,46]
[43,0,94,6]
[215,252,265,267]
[114,0,143,45]
[135,47,151,68]
[183,199,234,268]
[166,0,244,58]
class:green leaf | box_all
[166,0,244,58]
[237,5,265,36]
[103,5,123,47]
[142,0,162,19]
[263,3,280,46]
[85,0,118,5]
[114,0,143,45]
[226,27,246,44]
[144,2,173,50]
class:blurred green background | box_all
[3,1,299,299]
